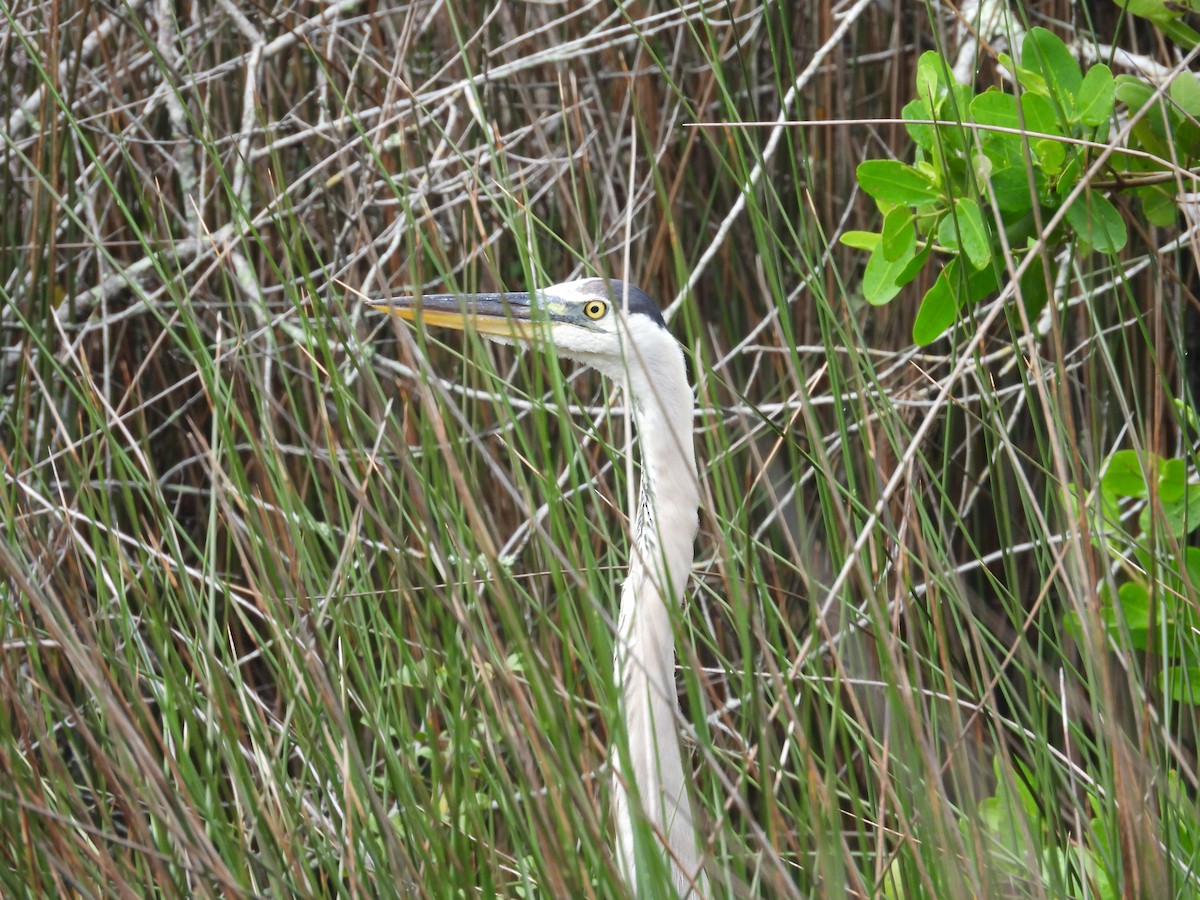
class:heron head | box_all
[367,278,673,384]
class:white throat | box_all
[608,331,707,897]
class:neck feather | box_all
[611,339,706,897]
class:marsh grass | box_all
[2,0,1198,896]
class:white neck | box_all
[610,340,707,898]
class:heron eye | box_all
[583,300,607,320]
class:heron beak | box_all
[367,292,542,340]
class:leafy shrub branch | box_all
[844,27,1200,345]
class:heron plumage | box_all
[368,278,708,897]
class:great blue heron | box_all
[369,278,708,898]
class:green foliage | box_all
[1069,447,1200,704]
[1113,70,1200,226]
[1117,0,1200,50]
[845,29,1145,344]
[964,758,1118,898]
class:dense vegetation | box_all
[3,0,1199,896]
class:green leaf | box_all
[1016,246,1049,320]
[1115,75,1157,113]
[936,214,960,253]
[1160,19,1200,52]
[1168,73,1200,158]
[939,84,975,156]
[840,230,881,250]
[863,238,917,306]
[1062,608,1084,644]
[881,208,916,261]
[975,93,1054,180]
[916,51,948,107]
[1116,76,1174,157]
[964,262,1003,309]
[1150,479,1200,537]
[1022,27,1082,106]
[1034,138,1066,175]
[1116,581,1151,630]
[1010,63,1049,99]
[1132,114,1173,159]
[1171,71,1200,115]
[903,98,935,151]
[912,261,960,344]
[1161,666,1200,704]
[971,90,1021,131]
[947,82,973,118]
[1064,191,1127,253]
[857,160,941,204]
[1056,152,1082,193]
[999,758,1039,820]
[1140,187,1177,227]
[1178,119,1200,161]
[964,259,1000,302]
[1158,457,1188,502]
[1185,545,1200,587]
[862,247,917,306]
[1176,397,1200,437]
[1077,483,1125,544]
[999,210,1038,249]
[913,160,940,186]
[987,167,1036,213]
[1102,449,1151,499]
[1020,92,1060,137]
[896,244,932,284]
[1118,0,1176,21]
[951,198,990,269]
[1104,580,1152,652]
[1077,64,1115,126]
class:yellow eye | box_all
[583,300,607,320]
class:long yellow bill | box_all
[366,292,543,340]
